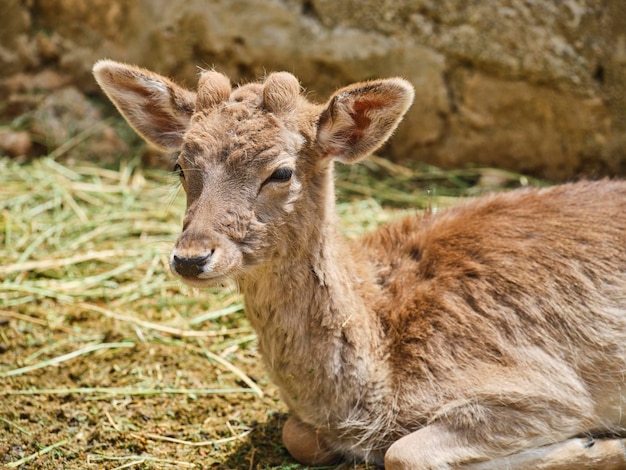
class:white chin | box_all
[177,275,228,288]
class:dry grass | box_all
[0,146,538,469]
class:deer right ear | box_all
[93,60,196,150]
[316,78,414,164]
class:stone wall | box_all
[1,0,625,179]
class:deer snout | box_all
[170,229,218,280]
[171,252,213,278]
[170,228,243,286]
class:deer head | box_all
[93,60,414,287]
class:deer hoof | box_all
[282,415,339,465]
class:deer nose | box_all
[171,253,212,278]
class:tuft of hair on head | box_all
[196,70,232,110]
[262,72,301,115]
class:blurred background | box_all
[2,0,625,180]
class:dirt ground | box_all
[0,308,318,469]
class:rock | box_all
[0,129,32,159]
[0,0,34,75]
[22,86,128,163]
[29,87,102,150]
[417,71,614,180]
[1,70,73,95]
[0,0,625,179]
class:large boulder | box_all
[1,0,624,179]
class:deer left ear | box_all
[316,78,414,163]
[93,60,196,151]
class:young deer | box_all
[93,60,626,469]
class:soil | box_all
[0,300,368,469]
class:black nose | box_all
[172,253,211,278]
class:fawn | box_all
[93,60,626,469]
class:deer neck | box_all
[239,163,388,420]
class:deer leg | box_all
[464,437,626,470]
[282,415,339,466]
[385,423,626,470]
[384,423,488,470]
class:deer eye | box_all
[266,167,293,184]
[173,163,185,180]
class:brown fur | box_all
[94,60,626,469]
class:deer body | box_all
[94,60,626,468]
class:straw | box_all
[5,439,70,468]
[0,342,136,378]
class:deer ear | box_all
[93,60,196,150]
[316,78,414,163]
